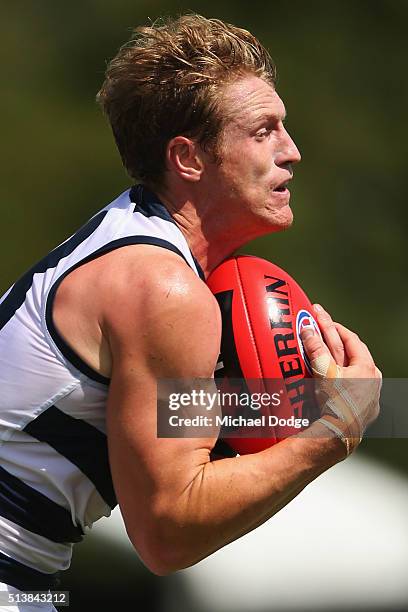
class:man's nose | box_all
[276,127,301,166]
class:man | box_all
[0,14,381,608]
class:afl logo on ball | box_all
[296,310,321,374]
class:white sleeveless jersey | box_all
[0,185,205,591]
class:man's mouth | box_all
[273,180,290,193]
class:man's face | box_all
[202,75,301,236]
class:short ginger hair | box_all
[97,14,276,189]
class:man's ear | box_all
[166,136,204,182]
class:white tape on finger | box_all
[310,353,341,379]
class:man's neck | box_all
[154,188,262,278]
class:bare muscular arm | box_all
[52,245,379,575]
[99,248,349,575]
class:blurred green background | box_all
[0,1,407,609]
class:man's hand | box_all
[300,304,382,455]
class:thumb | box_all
[300,326,340,379]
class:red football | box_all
[207,255,321,456]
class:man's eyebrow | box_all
[250,111,287,125]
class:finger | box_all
[300,326,340,378]
[313,304,346,366]
[334,323,374,366]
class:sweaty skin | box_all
[53,76,381,574]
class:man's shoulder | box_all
[58,242,211,315]
[97,244,216,331]
[101,243,207,297]
[99,245,221,379]
[53,243,219,379]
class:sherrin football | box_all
[207,255,321,456]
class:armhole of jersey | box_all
[44,236,196,386]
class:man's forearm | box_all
[147,423,345,573]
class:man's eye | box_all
[255,129,271,140]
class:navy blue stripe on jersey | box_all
[191,255,205,281]
[0,550,61,591]
[0,210,108,332]
[0,465,84,544]
[24,406,116,509]
[130,184,175,224]
[46,235,197,385]
[130,185,206,281]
